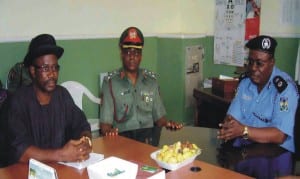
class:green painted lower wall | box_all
[157,38,185,123]
[0,36,299,124]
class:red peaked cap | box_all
[119,27,144,49]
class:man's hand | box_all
[60,137,92,162]
[217,115,244,141]
[100,123,118,136]
[165,120,183,131]
[155,117,183,131]
[105,128,119,136]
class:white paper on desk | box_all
[219,75,234,80]
[203,78,212,88]
[59,153,104,170]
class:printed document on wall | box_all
[214,0,246,67]
[185,45,204,108]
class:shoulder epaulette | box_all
[142,69,157,80]
[273,76,288,93]
[104,70,120,81]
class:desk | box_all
[193,88,231,128]
[160,126,295,178]
[0,135,252,179]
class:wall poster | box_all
[214,0,261,67]
[245,0,261,40]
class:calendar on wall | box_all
[214,0,261,67]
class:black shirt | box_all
[7,85,90,164]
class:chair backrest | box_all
[60,81,101,110]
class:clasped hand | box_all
[217,115,243,142]
[62,136,92,162]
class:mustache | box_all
[45,78,57,84]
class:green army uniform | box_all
[7,62,32,93]
[100,68,166,144]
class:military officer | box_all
[100,27,182,146]
[7,62,32,94]
[217,35,299,153]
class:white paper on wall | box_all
[214,0,246,67]
[185,45,204,108]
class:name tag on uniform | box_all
[28,158,58,179]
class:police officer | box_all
[100,27,182,146]
[217,35,298,153]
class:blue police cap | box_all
[245,35,277,55]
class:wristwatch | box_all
[242,126,249,140]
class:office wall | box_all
[0,37,158,120]
[0,0,299,123]
[1,0,299,42]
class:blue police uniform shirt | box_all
[228,67,299,152]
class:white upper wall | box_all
[260,0,300,37]
[0,0,299,42]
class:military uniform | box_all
[7,62,32,93]
[228,67,299,152]
[100,68,166,134]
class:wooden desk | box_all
[193,88,231,128]
[0,136,252,179]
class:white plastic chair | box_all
[60,81,101,135]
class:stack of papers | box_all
[219,75,234,80]
[59,153,104,170]
[203,78,212,88]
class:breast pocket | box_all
[253,100,274,124]
[138,91,154,113]
[114,89,133,118]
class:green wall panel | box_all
[0,36,299,124]
[202,36,238,79]
[157,38,185,123]
[273,37,299,77]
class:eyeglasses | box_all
[246,58,271,68]
[33,64,60,72]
